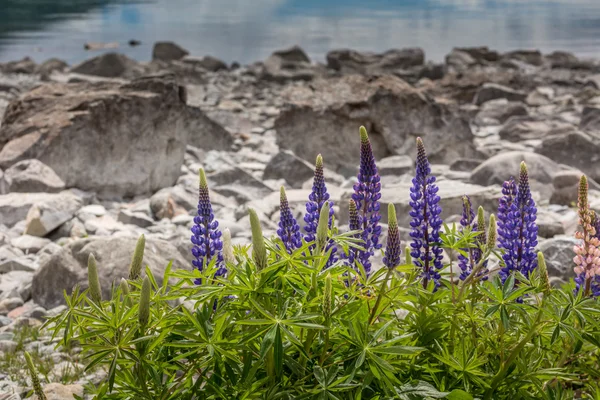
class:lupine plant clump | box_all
[45,125,600,400]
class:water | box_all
[1,0,600,65]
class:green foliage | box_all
[45,222,600,399]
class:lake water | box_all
[1,0,600,65]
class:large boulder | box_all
[0,191,83,227]
[326,48,425,75]
[262,46,317,82]
[499,116,574,142]
[470,151,563,199]
[24,191,84,237]
[32,236,189,309]
[152,41,189,62]
[70,52,143,78]
[473,83,526,106]
[0,75,232,197]
[4,159,65,193]
[275,74,475,176]
[263,150,315,188]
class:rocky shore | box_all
[1,42,600,397]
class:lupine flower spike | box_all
[249,208,267,271]
[25,351,46,400]
[537,252,551,295]
[497,162,538,283]
[351,126,382,275]
[128,234,145,281]
[409,137,443,289]
[316,203,331,255]
[87,253,102,304]
[383,203,401,270]
[304,154,337,266]
[139,276,151,329]
[345,199,360,265]
[278,187,302,253]
[573,175,600,297]
[458,195,475,280]
[222,228,235,264]
[191,168,224,283]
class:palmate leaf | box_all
[395,381,449,400]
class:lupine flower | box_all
[458,195,475,280]
[351,126,382,275]
[249,208,267,271]
[383,203,401,269]
[497,178,517,252]
[139,276,151,329]
[409,137,443,289]
[278,187,302,253]
[24,352,46,400]
[537,252,551,295]
[497,162,538,283]
[128,234,145,281]
[573,175,600,297]
[191,168,224,282]
[304,155,337,266]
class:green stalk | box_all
[368,269,393,325]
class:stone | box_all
[502,50,543,66]
[550,170,600,206]
[83,216,125,235]
[535,130,600,183]
[0,297,24,314]
[326,48,425,74]
[450,158,482,172]
[526,87,554,106]
[499,116,574,142]
[0,246,24,262]
[263,150,315,189]
[376,155,413,176]
[4,159,65,193]
[1,57,36,74]
[546,51,593,70]
[208,166,273,203]
[118,209,155,228]
[454,47,499,63]
[150,186,196,220]
[262,46,317,82]
[0,257,36,273]
[152,41,189,62]
[537,210,565,238]
[470,151,562,199]
[445,49,477,70]
[0,191,82,227]
[473,83,527,106]
[0,271,32,302]
[32,236,189,309]
[35,58,69,76]
[70,52,142,78]
[0,76,233,197]
[275,74,475,176]
[182,55,227,72]
[24,192,83,237]
[33,383,84,400]
[11,235,51,254]
[0,340,17,352]
[538,236,578,285]
[474,99,528,125]
[580,106,600,132]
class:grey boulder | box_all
[4,159,65,193]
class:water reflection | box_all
[0,0,599,64]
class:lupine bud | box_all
[222,228,235,265]
[316,202,331,254]
[477,206,486,242]
[249,208,267,271]
[138,276,151,328]
[383,203,401,270]
[458,195,475,280]
[87,253,102,304]
[410,137,443,290]
[537,252,551,295]
[119,278,131,307]
[24,351,46,400]
[278,187,302,253]
[351,126,382,275]
[405,246,412,266]
[128,234,146,281]
[487,214,497,252]
[323,273,332,323]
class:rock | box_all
[526,87,554,106]
[0,340,17,352]
[376,155,413,176]
[473,83,526,106]
[0,246,24,262]
[0,191,82,229]
[70,52,142,78]
[152,41,189,62]
[11,235,51,254]
[551,170,585,206]
[32,236,189,308]
[275,74,475,175]
[537,210,565,238]
[0,257,36,273]
[474,99,528,125]
[208,166,273,203]
[450,158,482,172]
[0,297,23,314]
[470,151,562,198]
[0,271,32,301]
[262,46,317,82]
[51,217,87,239]
[499,116,573,142]
[34,383,84,400]
[182,55,228,72]
[117,209,154,228]
[24,192,83,237]
[445,49,477,70]
[0,168,5,194]
[1,57,36,74]
[4,159,65,193]
[0,76,232,197]
[502,50,543,66]
[263,150,315,188]
[454,47,499,63]
[150,186,196,219]
[585,74,600,90]
[536,130,600,183]
[326,48,425,74]
[538,236,578,285]
[580,106,600,132]
[547,51,593,70]
[35,58,68,76]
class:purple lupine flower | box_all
[278,187,302,253]
[191,168,224,283]
[383,204,401,269]
[409,137,443,290]
[458,195,475,280]
[497,162,539,283]
[351,126,382,275]
[304,154,337,266]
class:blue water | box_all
[1,0,599,65]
